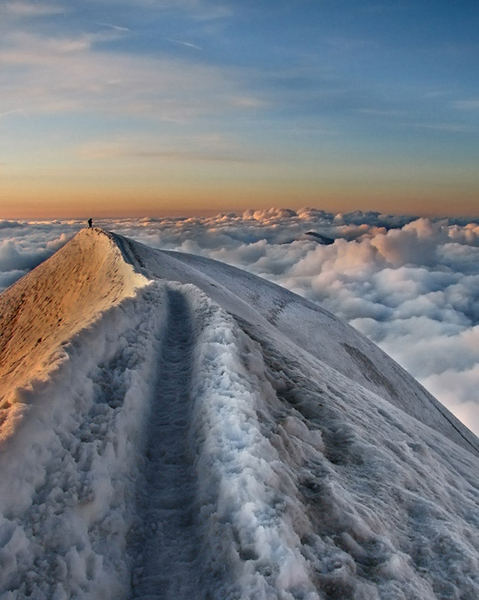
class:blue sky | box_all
[1,0,478,217]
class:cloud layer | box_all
[2,208,479,436]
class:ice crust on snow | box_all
[0,229,478,599]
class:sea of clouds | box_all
[2,208,479,436]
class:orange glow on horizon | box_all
[2,163,478,220]
[2,185,479,220]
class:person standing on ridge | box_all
[88,218,93,228]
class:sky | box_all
[1,0,479,218]
[3,211,479,436]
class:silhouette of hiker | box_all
[88,218,93,228]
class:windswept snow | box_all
[0,228,479,599]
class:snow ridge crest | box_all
[0,228,149,416]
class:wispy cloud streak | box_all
[1,1,65,17]
[165,38,202,50]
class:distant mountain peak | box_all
[303,231,336,244]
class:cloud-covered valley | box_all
[1,208,479,436]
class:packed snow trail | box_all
[131,289,203,599]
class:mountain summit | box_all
[0,228,478,600]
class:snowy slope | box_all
[0,229,147,413]
[0,228,478,600]
[113,232,479,458]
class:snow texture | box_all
[0,228,479,599]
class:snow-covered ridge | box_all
[1,228,479,599]
[110,229,479,458]
[0,228,148,413]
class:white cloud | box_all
[422,364,479,435]
[75,138,260,163]
[165,38,203,50]
[0,31,261,122]
[0,108,29,120]
[455,99,479,111]
[148,0,233,20]
[98,23,131,33]
[0,223,78,291]
[1,1,65,18]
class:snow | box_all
[0,228,479,599]
[0,228,148,417]
[0,283,167,598]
